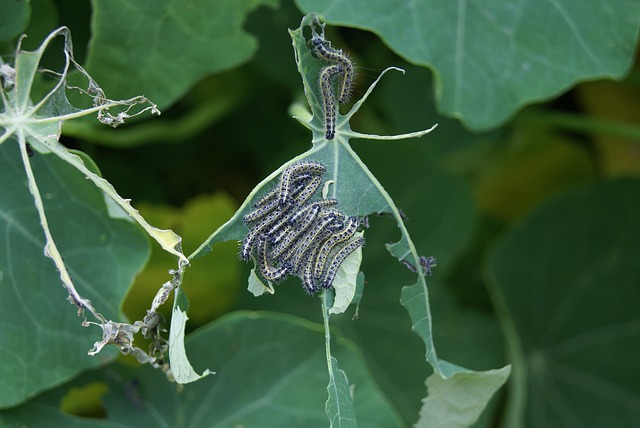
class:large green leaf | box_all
[486,179,640,427]
[189,13,509,427]
[0,0,30,42]
[85,0,278,109]
[0,312,402,428]
[295,0,640,130]
[0,142,149,408]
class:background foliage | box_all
[1,0,639,427]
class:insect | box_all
[271,204,321,259]
[293,175,323,205]
[241,207,293,260]
[240,159,366,294]
[302,255,319,294]
[278,161,327,205]
[256,236,288,282]
[314,216,359,280]
[243,199,279,223]
[285,210,337,272]
[310,37,355,104]
[288,199,338,225]
[318,64,342,140]
[321,237,365,288]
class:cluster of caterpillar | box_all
[240,161,364,294]
[309,31,355,140]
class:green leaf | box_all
[0,143,149,408]
[329,231,363,315]
[191,13,509,426]
[0,0,30,42]
[85,0,279,109]
[247,267,275,296]
[294,1,640,129]
[1,312,403,428]
[486,178,640,427]
[416,365,511,428]
[0,27,183,263]
[167,304,212,383]
[321,290,358,427]
[326,356,357,428]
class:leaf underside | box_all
[295,0,640,129]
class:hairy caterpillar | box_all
[244,199,279,223]
[314,216,359,280]
[288,199,338,225]
[256,236,288,282]
[319,64,342,140]
[240,159,366,294]
[293,175,323,205]
[321,237,365,288]
[302,255,319,294]
[279,161,327,205]
[271,204,321,259]
[310,37,354,104]
[285,210,337,272]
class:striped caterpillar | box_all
[240,161,364,293]
[308,23,356,141]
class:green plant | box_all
[1,1,639,427]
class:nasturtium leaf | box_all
[190,13,509,426]
[416,365,511,428]
[0,26,184,264]
[247,267,275,296]
[0,143,149,408]
[0,0,30,42]
[320,290,358,427]
[85,0,279,109]
[486,178,640,427]
[325,356,357,428]
[329,231,363,315]
[295,0,640,129]
[1,312,403,428]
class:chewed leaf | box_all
[0,143,149,408]
[416,365,512,428]
[0,27,184,262]
[296,1,640,129]
[1,26,190,382]
[247,268,275,296]
[329,231,363,314]
[325,357,357,428]
[168,304,212,384]
[191,14,509,421]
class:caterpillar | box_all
[279,161,327,205]
[284,210,337,272]
[239,225,262,261]
[310,37,355,104]
[321,237,365,288]
[288,198,338,225]
[319,64,342,140]
[293,175,323,205]
[313,216,359,280]
[302,254,319,294]
[243,206,294,259]
[240,159,366,294]
[243,198,279,223]
[271,204,321,259]
[256,236,288,282]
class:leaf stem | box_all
[344,124,438,141]
[17,131,104,323]
[321,289,333,365]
